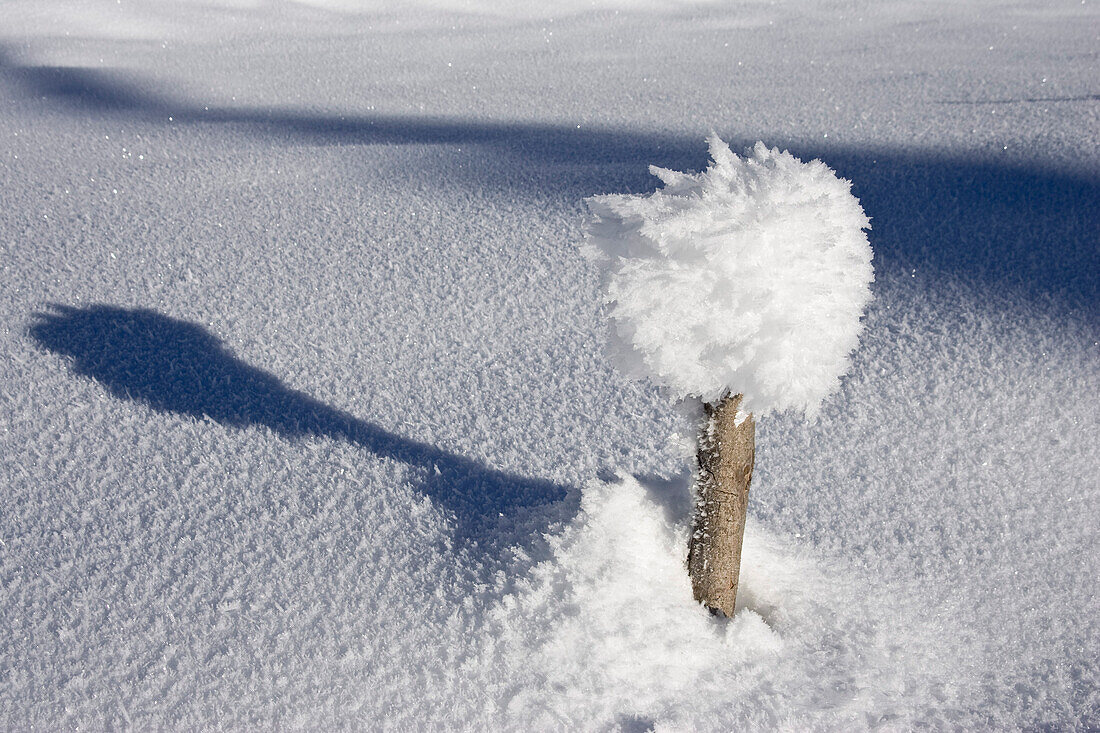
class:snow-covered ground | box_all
[1,0,1097,728]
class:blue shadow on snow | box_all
[28,304,569,532]
[2,49,1096,317]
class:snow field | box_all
[1,0,1097,728]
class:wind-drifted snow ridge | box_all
[585,136,874,415]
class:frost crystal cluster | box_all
[584,136,874,415]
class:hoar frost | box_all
[584,136,873,415]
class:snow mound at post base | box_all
[488,473,975,728]
[585,137,873,415]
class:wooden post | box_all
[687,393,755,617]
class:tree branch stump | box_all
[687,393,755,617]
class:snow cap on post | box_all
[584,136,873,416]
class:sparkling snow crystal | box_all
[585,136,874,415]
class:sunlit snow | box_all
[1,0,1097,728]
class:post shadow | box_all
[28,304,570,536]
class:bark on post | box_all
[687,393,755,617]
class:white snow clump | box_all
[585,136,873,415]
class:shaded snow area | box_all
[1,0,1097,729]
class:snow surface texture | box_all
[1,0,1098,729]
[586,137,873,413]
[489,473,974,729]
